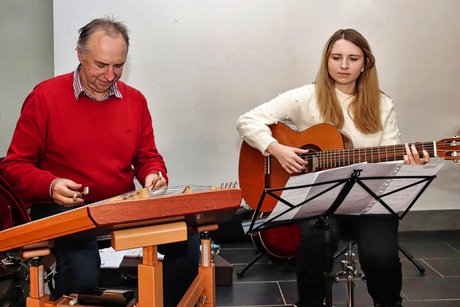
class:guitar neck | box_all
[315,141,436,169]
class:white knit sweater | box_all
[236,83,401,155]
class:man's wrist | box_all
[49,178,60,199]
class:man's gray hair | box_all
[77,17,129,53]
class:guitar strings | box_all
[299,142,439,168]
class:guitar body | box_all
[249,212,302,259]
[239,123,351,212]
[239,123,351,259]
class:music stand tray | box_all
[246,163,442,233]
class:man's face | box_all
[77,30,127,99]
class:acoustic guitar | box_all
[238,122,460,259]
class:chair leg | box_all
[330,242,365,307]
[329,241,425,307]
[336,242,426,275]
[334,241,353,259]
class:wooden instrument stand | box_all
[21,248,52,307]
[21,221,219,307]
[0,186,241,307]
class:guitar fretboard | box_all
[309,141,436,170]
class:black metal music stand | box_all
[243,163,439,306]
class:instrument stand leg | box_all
[26,258,49,307]
[398,245,425,274]
[179,225,217,307]
[197,229,216,306]
[20,249,54,307]
[138,245,163,307]
[236,252,263,277]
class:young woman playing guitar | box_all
[236,29,430,307]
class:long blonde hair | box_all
[315,29,382,133]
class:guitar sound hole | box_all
[300,144,321,173]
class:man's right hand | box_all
[50,178,85,207]
[267,142,309,175]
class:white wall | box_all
[51,0,459,210]
[0,0,54,155]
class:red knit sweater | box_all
[0,72,167,206]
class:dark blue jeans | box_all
[159,231,200,307]
[30,204,101,300]
[296,215,402,307]
[31,204,200,306]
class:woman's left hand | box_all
[403,143,430,165]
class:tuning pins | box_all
[220,181,238,189]
[450,136,460,164]
[452,151,460,164]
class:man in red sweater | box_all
[0,17,199,306]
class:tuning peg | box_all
[220,181,239,188]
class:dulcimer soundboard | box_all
[0,185,242,253]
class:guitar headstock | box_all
[436,136,460,163]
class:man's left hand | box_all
[145,172,167,189]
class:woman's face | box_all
[327,39,365,94]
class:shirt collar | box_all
[73,65,122,101]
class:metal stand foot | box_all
[399,245,425,274]
[236,252,263,277]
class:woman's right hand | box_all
[267,142,309,174]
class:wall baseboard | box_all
[399,209,460,232]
